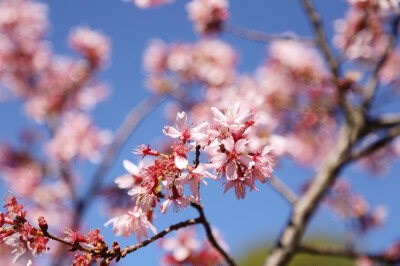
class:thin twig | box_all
[363,15,400,108]
[223,23,316,45]
[190,203,238,266]
[120,217,201,256]
[298,244,400,264]
[349,125,400,162]
[268,176,299,205]
[72,94,166,227]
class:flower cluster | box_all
[143,39,237,93]
[65,228,108,266]
[324,179,387,233]
[159,227,228,266]
[45,113,111,163]
[0,195,50,265]
[186,0,229,35]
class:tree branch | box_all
[72,94,166,227]
[298,244,400,264]
[268,176,299,205]
[264,125,358,266]
[299,0,355,121]
[363,15,400,108]
[190,203,238,266]
[223,23,316,45]
[349,125,400,162]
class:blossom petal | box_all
[162,126,181,138]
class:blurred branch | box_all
[72,94,166,227]
[298,0,355,121]
[264,125,357,266]
[298,244,400,264]
[349,125,400,162]
[363,15,400,109]
[223,23,316,45]
[269,176,299,205]
[366,113,400,131]
[190,203,238,266]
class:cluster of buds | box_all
[66,228,108,266]
[0,195,50,265]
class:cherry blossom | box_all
[105,206,156,243]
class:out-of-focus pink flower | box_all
[192,39,237,87]
[69,26,110,67]
[160,227,228,266]
[143,39,168,73]
[45,113,111,162]
[105,206,157,243]
[186,0,229,35]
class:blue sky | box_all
[1,0,399,265]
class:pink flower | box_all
[69,26,110,67]
[210,137,254,180]
[211,103,253,132]
[160,195,194,214]
[186,0,229,35]
[180,164,218,199]
[163,111,209,143]
[46,113,111,162]
[172,143,189,170]
[3,233,34,266]
[160,227,201,263]
[105,206,157,243]
[223,175,257,200]
[115,160,143,189]
[143,39,168,73]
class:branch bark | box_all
[268,176,299,205]
[223,23,316,45]
[191,203,238,266]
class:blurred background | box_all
[0,0,399,265]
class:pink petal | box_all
[115,174,134,189]
[175,111,187,131]
[162,126,181,138]
[211,106,226,122]
[175,155,188,170]
[225,162,238,180]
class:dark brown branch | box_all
[45,217,202,262]
[363,15,400,108]
[367,113,400,131]
[268,176,299,205]
[190,203,238,266]
[223,23,316,45]
[298,244,400,264]
[120,217,201,256]
[349,125,400,162]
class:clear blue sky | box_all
[0,0,399,265]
